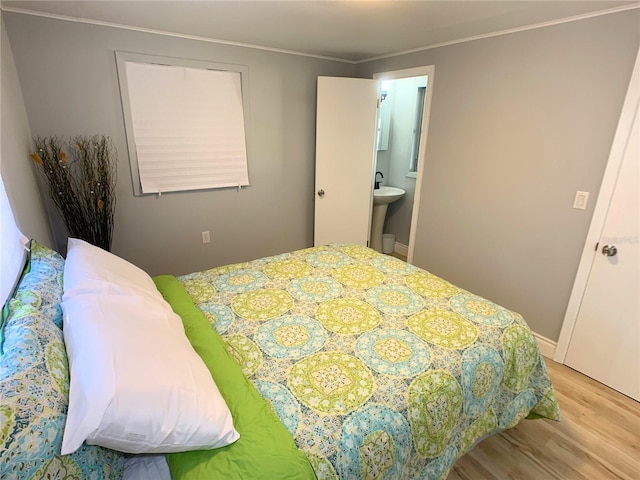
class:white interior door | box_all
[564,92,639,401]
[314,76,378,246]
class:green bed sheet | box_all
[153,275,316,480]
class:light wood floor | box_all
[387,251,407,262]
[447,359,640,480]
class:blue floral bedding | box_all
[0,242,124,480]
[178,244,560,480]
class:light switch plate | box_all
[573,191,589,210]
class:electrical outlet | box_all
[202,231,211,244]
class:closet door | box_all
[561,51,640,401]
[564,104,639,401]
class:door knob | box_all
[601,244,617,257]
[317,189,325,198]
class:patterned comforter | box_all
[177,244,560,480]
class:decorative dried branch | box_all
[31,135,117,251]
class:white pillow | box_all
[61,293,239,454]
[63,238,161,300]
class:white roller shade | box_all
[124,61,249,194]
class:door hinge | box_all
[595,242,599,251]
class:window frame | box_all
[115,51,251,196]
[409,86,426,174]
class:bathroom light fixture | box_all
[380,80,390,102]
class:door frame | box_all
[373,65,435,264]
[554,48,640,363]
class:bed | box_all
[1,240,560,480]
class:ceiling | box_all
[2,1,638,62]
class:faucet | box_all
[375,171,384,190]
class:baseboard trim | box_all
[394,242,409,257]
[533,332,557,359]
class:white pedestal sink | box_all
[370,186,405,252]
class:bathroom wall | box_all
[375,76,425,246]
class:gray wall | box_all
[357,10,640,341]
[1,16,52,248]
[3,12,354,276]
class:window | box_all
[409,86,426,173]
[116,52,250,195]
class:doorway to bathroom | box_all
[313,66,434,264]
[373,66,434,263]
